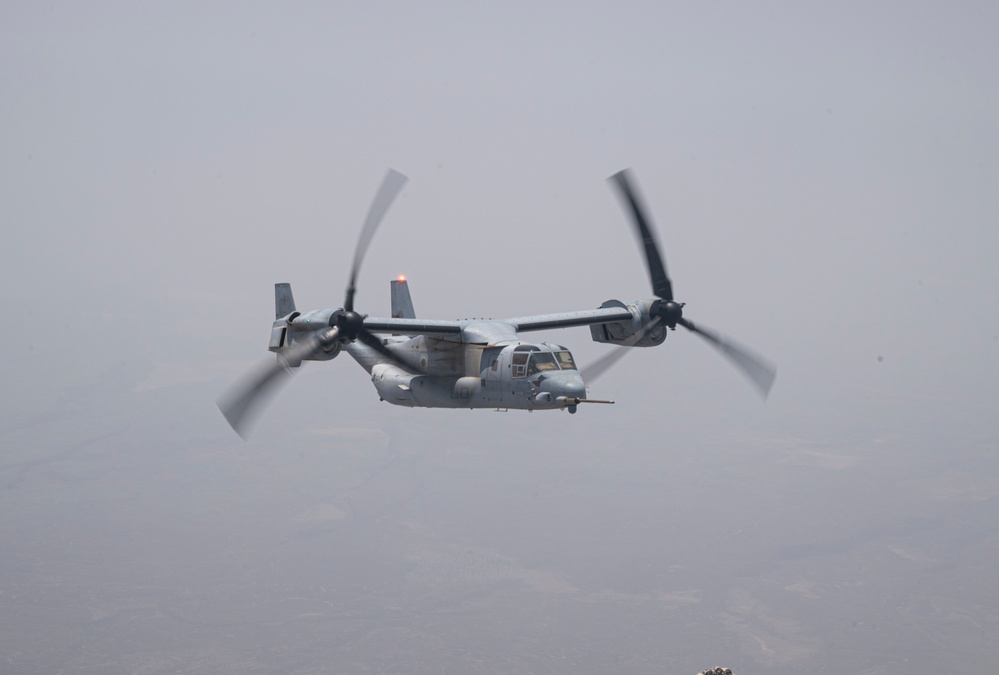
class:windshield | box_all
[555,350,576,370]
[511,348,578,377]
[527,352,559,375]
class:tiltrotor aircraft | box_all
[218,169,776,437]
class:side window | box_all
[512,352,528,378]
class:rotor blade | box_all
[580,347,631,383]
[609,169,673,301]
[355,328,420,373]
[217,327,338,438]
[677,318,776,398]
[345,169,408,311]
[217,355,295,439]
[580,317,661,383]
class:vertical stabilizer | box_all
[391,278,416,318]
[275,283,296,318]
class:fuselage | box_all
[346,335,586,411]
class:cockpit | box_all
[510,344,577,378]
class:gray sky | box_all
[2,3,998,673]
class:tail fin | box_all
[275,283,296,318]
[391,278,416,318]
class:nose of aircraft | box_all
[539,371,586,400]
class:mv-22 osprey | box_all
[218,170,776,437]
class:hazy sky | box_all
[2,3,998,673]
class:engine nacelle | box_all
[268,310,344,362]
[268,311,299,351]
[303,336,341,361]
[589,299,667,348]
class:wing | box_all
[361,317,465,339]
[361,307,635,340]
[505,306,636,333]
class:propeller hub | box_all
[333,309,364,340]
[654,300,684,328]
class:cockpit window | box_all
[512,352,529,378]
[527,352,559,375]
[555,350,576,370]
[511,348,576,378]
